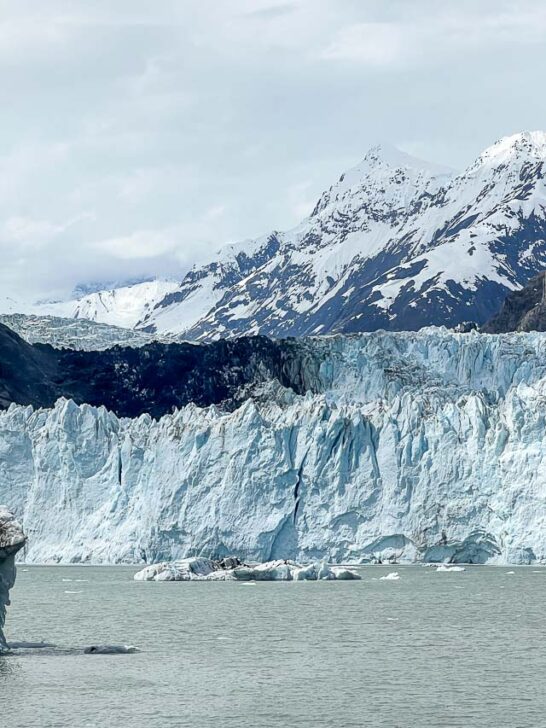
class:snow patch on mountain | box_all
[40,280,179,329]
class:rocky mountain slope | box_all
[38,131,546,339]
[483,271,546,332]
[1,328,546,564]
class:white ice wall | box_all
[1,330,546,564]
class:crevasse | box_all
[1,329,546,565]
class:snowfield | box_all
[1,328,546,565]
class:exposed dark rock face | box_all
[482,272,546,332]
[0,323,313,418]
[0,325,59,410]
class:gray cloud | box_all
[0,0,545,302]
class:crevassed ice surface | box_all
[1,329,546,564]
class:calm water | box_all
[2,565,545,727]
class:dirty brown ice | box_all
[0,507,26,652]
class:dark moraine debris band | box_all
[0,507,26,652]
[0,322,314,419]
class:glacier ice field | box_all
[1,328,546,565]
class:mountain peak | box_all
[320,143,453,207]
[362,142,453,176]
[472,130,546,170]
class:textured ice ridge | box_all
[1,329,546,565]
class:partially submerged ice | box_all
[0,507,26,652]
[134,557,361,582]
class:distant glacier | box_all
[1,328,546,565]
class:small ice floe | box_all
[436,565,465,572]
[380,572,400,581]
[84,645,140,655]
[134,557,361,582]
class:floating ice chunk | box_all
[84,645,140,654]
[380,572,400,581]
[330,566,362,580]
[134,557,361,582]
[134,557,236,582]
[436,565,466,572]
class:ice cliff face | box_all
[1,329,546,565]
[0,508,26,651]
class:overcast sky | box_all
[2,0,546,301]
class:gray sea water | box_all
[1,565,545,728]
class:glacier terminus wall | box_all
[1,329,546,565]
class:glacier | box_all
[1,328,546,565]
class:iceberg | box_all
[436,565,466,572]
[0,507,26,652]
[83,645,139,654]
[133,558,361,582]
[380,572,400,581]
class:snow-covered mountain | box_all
[32,131,546,339]
[40,279,179,329]
[2,328,546,564]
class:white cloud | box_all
[321,23,405,66]
[0,0,544,303]
[93,229,179,260]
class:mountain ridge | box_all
[22,130,546,339]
